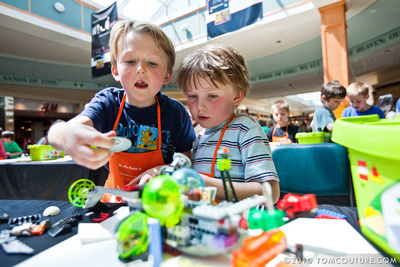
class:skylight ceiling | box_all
[85,0,202,22]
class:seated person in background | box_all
[237,104,249,114]
[342,82,384,119]
[37,119,65,145]
[376,94,396,119]
[257,118,268,134]
[2,131,23,159]
[312,80,347,133]
[174,43,280,203]
[36,135,48,145]
[267,100,300,144]
[0,127,7,160]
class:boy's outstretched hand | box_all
[48,120,117,170]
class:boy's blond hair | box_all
[174,44,251,98]
[109,20,175,72]
[346,82,369,98]
[271,100,290,113]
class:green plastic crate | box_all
[332,115,400,261]
[27,145,65,161]
[295,132,326,144]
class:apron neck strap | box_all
[113,94,162,150]
[210,113,236,176]
[113,94,127,131]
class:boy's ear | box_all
[163,70,173,85]
[233,91,244,106]
[111,66,120,82]
[321,95,327,102]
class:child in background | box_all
[266,100,300,144]
[376,94,396,119]
[174,44,280,203]
[2,131,23,159]
[312,81,347,133]
[48,20,195,202]
[342,82,384,119]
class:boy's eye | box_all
[188,95,197,99]
[149,61,158,66]
[208,94,218,98]
[126,60,136,64]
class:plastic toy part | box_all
[116,212,149,260]
[248,208,286,231]
[277,193,318,218]
[141,175,183,228]
[248,182,286,231]
[192,195,266,220]
[216,148,238,202]
[231,229,287,267]
[316,209,347,220]
[159,153,192,175]
[171,167,205,193]
[93,213,110,223]
[68,179,96,207]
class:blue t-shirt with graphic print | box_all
[80,87,196,164]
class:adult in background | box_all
[376,94,396,119]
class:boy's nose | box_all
[136,61,146,74]
[197,99,206,111]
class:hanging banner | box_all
[206,0,262,39]
[91,2,118,79]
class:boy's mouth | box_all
[135,80,148,89]
[197,116,208,121]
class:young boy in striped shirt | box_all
[174,44,280,203]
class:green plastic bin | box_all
[332,115,400,261]
[27,145,65,161]
[295,132,325,144]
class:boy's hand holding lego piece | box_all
[50,122,117,170]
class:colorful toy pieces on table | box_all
[231,192,322,267]
[67,151,329,266]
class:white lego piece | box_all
[2,239,34,254]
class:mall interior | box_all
[0,0,399,149]
[1,1,400,265]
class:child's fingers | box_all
[138,174,152,185]
[69,142,112,170]
[89,134,116,150]
[104,131,117,138]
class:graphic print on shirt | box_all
[136,125,158,150]
[115,122,175,158]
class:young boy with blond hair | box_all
[48,20,195,202]
[312,81,347,133]
[266,100,300,144]
[342,82,384,118]
[174,44,280,203]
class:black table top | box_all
[1,199,394,267]
[0,199,124,267]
